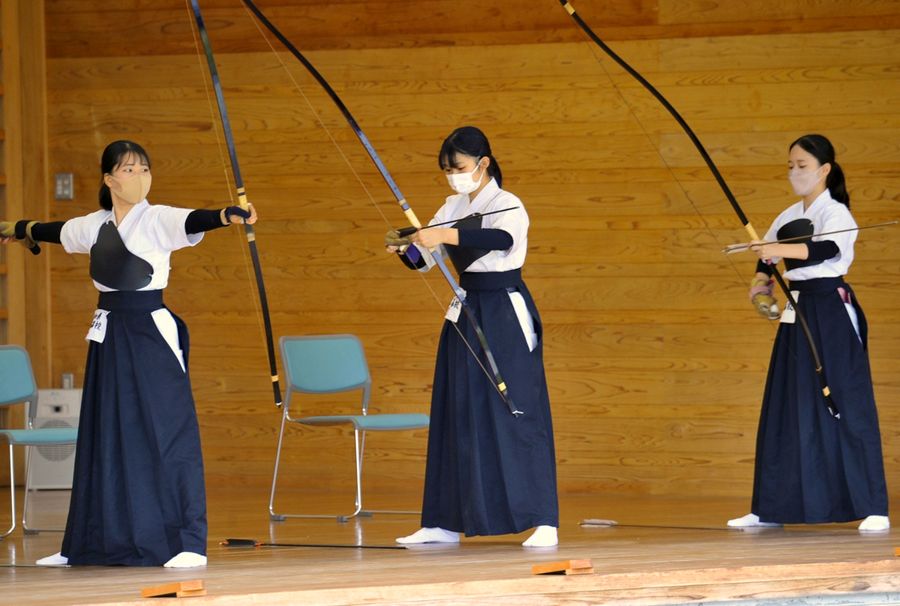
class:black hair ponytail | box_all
[789,134,849,208]
[438,126,502,187]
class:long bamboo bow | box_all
[187,0,283,409]
[559,0,840,418]
[207,0,522,416]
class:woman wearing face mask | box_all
[728,134,889,532]
[386,126,559,547]
[1,140,257,566]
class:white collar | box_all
[111,199,150,228]
[468,178,501,211]
[802,189,832,214]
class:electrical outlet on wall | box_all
[54,173,74,200]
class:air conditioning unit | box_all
[27,389,81,489]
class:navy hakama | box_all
[422,270,558,536]
[751,277,888,523]
[61,291,207,565]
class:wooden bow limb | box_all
[239,0,522,416]
[187,0,283,409]
[560,0,840,418]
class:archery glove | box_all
[749,277,780,320]
[222,206,251,224]
[0,220,41,255]
[385,228,413,248]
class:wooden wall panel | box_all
[43,0,900,56]
[35,3,900,501]
[1,0,49,487]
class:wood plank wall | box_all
[1,0,49,486]
[29,0,900,499]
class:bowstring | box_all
[185,0,268,347]
[235,2,503,393]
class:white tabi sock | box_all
[35,552,68,566]
[163,552,207,568]
[395,527,460,544]
[858,515,890,533]
[522,525,558,547]
[727,513,782,528]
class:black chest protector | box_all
[90,221,154,290]
[776,218,817,271]
[444,214,490,275]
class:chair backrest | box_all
[280,335,371,396]
[0,346,39,422]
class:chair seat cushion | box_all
[0,427,78,445]
[298,413,429,431]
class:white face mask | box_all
[788,166,823,197]
[446,159,485,195]
[110,173,152,205]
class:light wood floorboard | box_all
[3,489,900,605]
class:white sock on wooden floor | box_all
[726,513,782,528]
[522,525,558,547]
[395,527,460,544]
[163,552,207,568]
[858,515,890,532]
[35,552,68,566]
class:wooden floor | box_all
[3,489,900,605]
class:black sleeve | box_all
[184,209,226,235]
[756,260,774,276]
[806,239,840,263]
[28,221,64,244]
[457,228,513,251]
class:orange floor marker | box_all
[531,559,594,575]
[140,579,206,598]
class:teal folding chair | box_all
[0,345,78,538]
[269,335,429,522]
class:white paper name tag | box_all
[85,309,110,343]
[445,291,465,323]
[780,291,800,324]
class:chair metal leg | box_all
[268,409,289,522]
[337,429,365,523]
[21,444,66,535]
[2,444,16,538]
[268,412,362,523]
[354,429,419,518]
[356,429,366,510]
[21,444,35,534]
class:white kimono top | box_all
[763,189,857,282]
[412,178,528,273]
[60,200,203,292]
[60,200,203,368]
